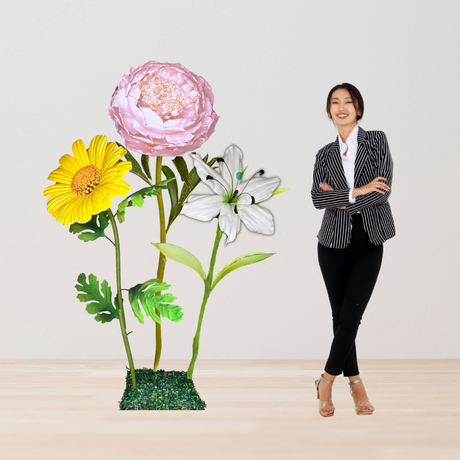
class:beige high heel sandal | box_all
[348,378,375,415]
[314,374,335,417]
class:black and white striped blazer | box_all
[311,126,395,248]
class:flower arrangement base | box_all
[119,368,206,410]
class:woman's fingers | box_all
[320,182,334,191]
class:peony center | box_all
[71,165,101,196]
[138,76,196,121]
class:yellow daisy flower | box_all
[44,135,132,226]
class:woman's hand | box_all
[319,182,346,209]
[355,177,390,197]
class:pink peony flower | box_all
[108,61,219,157]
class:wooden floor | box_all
[0,360,459,460]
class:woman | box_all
[310,83,395,417]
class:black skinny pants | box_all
[317,213,383,377]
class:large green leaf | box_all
[128,279,183,324]
[151,243,206,281]
[69,212,110,242]
[116,142,152,186]
[166,155,218,232]
[75,273,119,323]
[212,253,275,290]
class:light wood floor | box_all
[0,360,459,460]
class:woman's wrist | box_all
[352,188,361,198]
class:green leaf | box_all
[128,279,183,324]
[166,155,218,232]
[116,142,152,185]
[69,212,110,242]
[141,154,152,180]
[75,273,119,323]
[212,252,275,290]
[151,243,206,281]
[272,188,289,197]
[117,186,159,223]
[161,165,179,228]
[172,157,190,186]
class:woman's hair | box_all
[326,83,364,123]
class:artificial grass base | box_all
[119,368,207,410]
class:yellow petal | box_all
[88,136,108,169]
[47,193,77,212]
[59,154,80,174]
[98,168,118,186]
[90,185,109,203]
[44,183,72,197]
[48,168,73,184]
[72,140,89,169]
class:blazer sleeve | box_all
[311,150,351,210]
[346,131,393,215]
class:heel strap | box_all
[348,378,362,386]
[320,373,334,385]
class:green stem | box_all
[153,156,167,371]
[187,223,223,380]
[107,208,137,389]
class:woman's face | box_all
[329,88,361,127]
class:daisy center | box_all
[138,76,197,121]
[71,165,101,196]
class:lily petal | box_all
[191,154,230,196]
[238,176,281,203]
[181,194,224,221]
[219,203,241,244]
[220,144,243,190]
[237,204,274,235]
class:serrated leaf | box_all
[141,154,152,180]
[151,243,206,281]
[128,279,183,324]
[69,212,110,242]
[75,273,119,323]
[116,142,152,185]
[212,252,275,290]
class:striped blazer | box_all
[311,126,395,249]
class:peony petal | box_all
[237,204,274,235]
[191,154,230,196]
[220,144,243,190]
[181,194,223,222]
[219,203,241,244]
[238,176,281,203]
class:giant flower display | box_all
[108,61,219,157]
[44,135,132,225]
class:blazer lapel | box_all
[325,139,349,189]
[353,126,369,186]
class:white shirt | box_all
[338,124,360,212]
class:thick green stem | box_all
[107,208,137,389]
[153,156,167,371]
[187,224,223,379]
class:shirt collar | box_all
[338,124,359,156]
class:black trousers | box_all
[317,213,383,377]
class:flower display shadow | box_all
[119,368,206,410]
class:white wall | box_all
[1,0,459,360]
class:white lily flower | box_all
[181,144,281,243]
